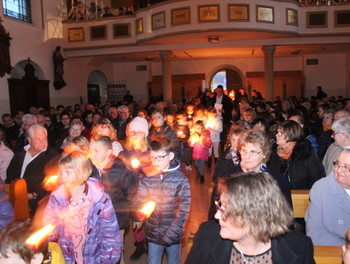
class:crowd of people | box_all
[0,85,350,263]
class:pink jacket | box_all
[189,131,212,161]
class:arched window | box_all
[210,68,243,91]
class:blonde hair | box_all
[59,151,91,186]
[219,172,293,242]
[91,118,117,141]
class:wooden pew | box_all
[314,246,343,264]
[291,189,310,218]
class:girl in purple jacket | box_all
[43,151,121,264]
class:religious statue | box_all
[53,46,67,90]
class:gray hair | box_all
[22,114,37,124]
[332,116,350,139]
[118,105,129,112]
[27,124,47,138]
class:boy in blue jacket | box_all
[135,138,191,264]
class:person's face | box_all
[58,166,79,189]
[28,129,48,153]
[230,134,240,152]
[165,115,175,125]
[129,130,146,143]
[95,126,112,138]
[45,117,52,127]
[323,114,333,127]
[195,124,204,134]
[89,141,111,167]
[334,151,350,189]
[332,131,347,147]
[317,107,324,119]
[119,108,130,121]
[138,111,146,119]
[282,102,289,112]
[242,112,254,123]
[22,120,37,131]
[253,122,265,132]
[176,115,187,125]
[276,129,289,147]
[239,143,265,172]
[69,125,83,138]
[2,116,13,127]
[214,194,251,241]
[151,113,165,127]
[215,88,223,97]
[36,116,45,127]
[92,114,101,124]
[186,106,194,114]
[150,150,173,172]
[109,109,118,120]
[61,115,70,126]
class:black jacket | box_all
[111,116,132,140]
[268,140,325,189]
[95,157,139,230]
[136,159,191,246]
[211,94,233,123]
[186,221,315,264]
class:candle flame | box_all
[131,158,140,168]
[25,224,55,247]
[44,175,59,186]
[177,131,183,135]
[140,201,156,217]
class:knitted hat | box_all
[128,117,149,137]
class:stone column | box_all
[159,50,173,103]
[262,45,276,101]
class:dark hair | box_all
[0,220,49,264]
[149,138,170,153]
[59,111,70,119]
[251,117,269,132]
[278,120,303,142]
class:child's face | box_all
[151,113,165,127]
[195,124,204,133]
[176,115,187,125]
[186,106,194,114]
[89,141,111,168]
[165,115,175,125]
[150,150,174,172]
[59,166,79,189]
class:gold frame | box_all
[152,11,166,31]
[68,27,84,42]
[256,6,274,23]
[228,4,249,22]
[286,8,298,26]
[171,7,191,26]
[136,18,143,35]
[198,5,220,22]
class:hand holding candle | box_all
[25,224,55,249]
[137,201,156,221]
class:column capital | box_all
[262,45,276,55]
[159,50,173,58]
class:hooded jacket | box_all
[136,159,191,246]
[43,178,121,264]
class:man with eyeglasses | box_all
[111,105,132,144]
[306,147,350,246]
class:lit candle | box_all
[25,224,55,248]
[131,158,140,169]
[177,131,183,136]
[140,201,156,218]
[44,175,59,186]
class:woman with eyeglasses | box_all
[305,148,350,246]
[268,120,325,190]
[186,172,315,264]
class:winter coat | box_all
[189,131,212,161]
[94,157,139,230]
[206,117,223,143]
[136,160,191,246]
[0,141,13,182]
[43,178,121,264]
[0,188,14,230]
[268,140,325,189]
[148,122,180,158]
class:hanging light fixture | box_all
[299,0,348,6]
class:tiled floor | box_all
[123,162,213,264]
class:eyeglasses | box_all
[333,160,350,173]
[129,131,145,137]
[240,149,262,157]
[332,131,344,137]
[276,131,285,137]
[215,200,227,221]
[119,111,129,114]
[151,152,170,162]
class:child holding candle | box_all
[205,108,223,167]
[43,151,121,264]
[188,120,212,183]
[134,138,191,264]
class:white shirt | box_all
[19,145,46,179]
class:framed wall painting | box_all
[90,25,107,40]
[152,12,165,31]
[136,18,143,35]
[68,27,84,42]
[113,23,131,38]
[171,7,190,26]
[256,6,274,23]
[198,5,220,22]
[307,11,327,28]
[228,4,249,22]
[286,8,298,26]
[334,10,350,27]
